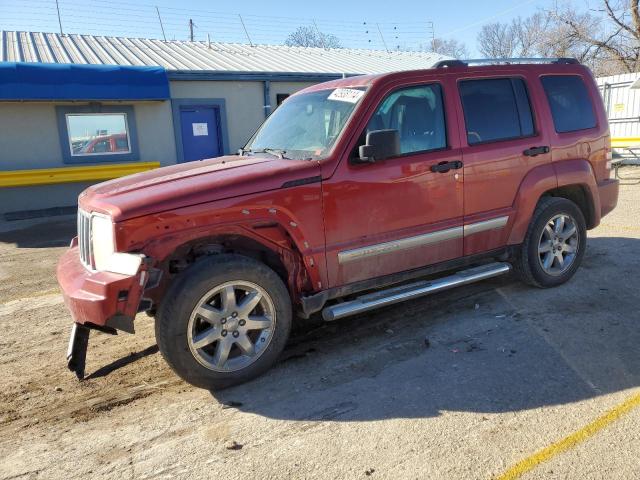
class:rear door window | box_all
[540,75,596,133]
[459,78,535,145]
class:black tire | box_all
[514,196,587,288]
[155,254,292,390]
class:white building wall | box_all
[597,73,640,139]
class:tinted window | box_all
[366,84,446,154]
[459,78,535,145]
[541,75,596,133]
[115,136,129,151]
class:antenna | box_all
[238,15,253,46]
[207,33,211,49]
[189,18,195,41]
[156,6,166,41]
[376,23,389,53]
[55,0,64,36]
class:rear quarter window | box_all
[540,75,596,133]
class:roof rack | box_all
[433,57,580,68]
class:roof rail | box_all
[433,57,580,68]
[433,59,467,68]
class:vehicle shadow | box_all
[85,345,159,380]
[208,236,640,421]
[0,216,76,248]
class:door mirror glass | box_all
[358,129,400,163]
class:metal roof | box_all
[0,31,448,75]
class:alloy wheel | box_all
[187,281,276,372]
[537,213,580,276]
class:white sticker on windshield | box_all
[327,88,364,104]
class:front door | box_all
[179,106,222,162]
[323,81,464,287]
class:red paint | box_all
[80,133,129,154]
[57,246,146,327]
[57,62,619,331]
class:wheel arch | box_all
[143,224,317,311]
[508,159,600,245]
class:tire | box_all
[155,254,292,390]
[514,196,587,288]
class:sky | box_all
[0,0,585,55]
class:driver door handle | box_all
[523,146,549,157]
[431,160,463,173]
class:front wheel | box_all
[156,254,292,390]
[514,197,587,288]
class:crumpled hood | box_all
[79,155,321,221]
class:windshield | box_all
[245,87,367,160]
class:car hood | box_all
[79,155,321,221]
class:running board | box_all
[322,262,511,322]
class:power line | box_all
[0,1,438,51]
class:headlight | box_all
[91,214,115,271]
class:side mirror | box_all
[357,129,400,163]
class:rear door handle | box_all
[431,160,463,173]
[523,146,549,157]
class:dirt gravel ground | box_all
[1,171,640,479]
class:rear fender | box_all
[508,159,599,245]
[552,159,600,228]
[507,163,557,245]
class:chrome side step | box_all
[322,262,511,322]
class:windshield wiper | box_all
[247,148,290,159]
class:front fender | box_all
[114,185,327,300]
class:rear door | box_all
[455,73,551,255]
[179,106,222,162]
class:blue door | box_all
[179,106,222,162]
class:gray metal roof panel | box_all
[0,30,448,74]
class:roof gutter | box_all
[166,70,362,83]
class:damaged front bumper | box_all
[57,242,149,379]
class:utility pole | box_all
[55,0,64,36]
[376,23,389,53]
[427,21,435,51]
[238,15,253,46]
[189,19,195,42]
[156,7,166,41]
[312,20,326,49]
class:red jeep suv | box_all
[58,58,618,389]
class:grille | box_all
[77,209,93,269]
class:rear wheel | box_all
[156,254,292,389]
[514,197,587,288]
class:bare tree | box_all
[477,22,517,58]
[474,2,639,75]
[285,26,341,49]
[549,0,640,73]
[431,38,469,59]
[478,14,553,58]
[511,13,551,56]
